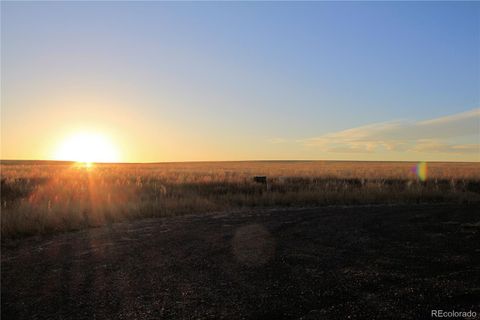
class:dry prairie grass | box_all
[1,160,479,238]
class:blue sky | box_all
[2,1,479,161]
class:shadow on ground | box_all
[2,204,480,319]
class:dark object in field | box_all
[253,176,267,184]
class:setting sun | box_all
[2,2,480,318]
[54,132,120,164]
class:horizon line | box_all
[1,159,479,164]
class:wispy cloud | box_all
[302,109,479,155]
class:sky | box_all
[1,1,479,162]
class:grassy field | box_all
[1,160,479,238]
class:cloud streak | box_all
[303,109,479,155]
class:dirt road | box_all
[2,204,480,319]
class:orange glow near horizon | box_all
[54,132,120,164]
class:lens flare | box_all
[412,162,428,182]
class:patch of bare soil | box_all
[2,204,480,319]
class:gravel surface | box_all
[2,204,480,319]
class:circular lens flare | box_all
[412,161,427,182]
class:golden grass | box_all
[1,160,479,238]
